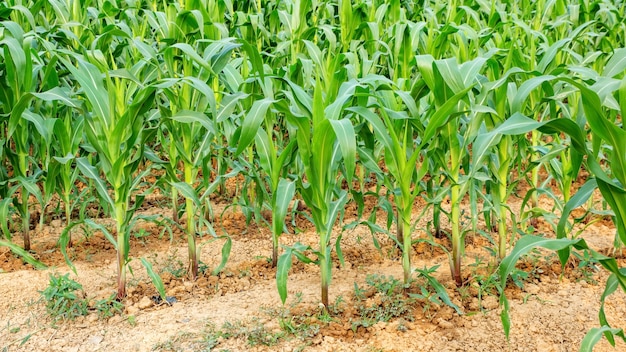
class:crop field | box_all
[1,0,626,351]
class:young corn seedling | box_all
[236,102,297,267]
[50,110,84,248]
[58,48,157,299]
[416,54,491,286]
[349,82,428,286]
[0,25,79,251]
[276,76,357,309]
[158,37,240,279]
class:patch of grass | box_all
[352,274,415,330]
[260,292,323,342]
[93,293,124,319]
[39,273,88,321]
[161,251,187,278]
[152,324,221,351]
[220,318,284,347]
[572,250,600,285]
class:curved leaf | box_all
[235,98,274,156]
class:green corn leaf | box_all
[499,235,582,286]
[8,94,35,138]
[0,198,11,240]
[500,294,511,340]
[170,43,211,72]
[498,236,582,339]
[599,274,622,344]
[556,178,598,262]
[211,236,232,276]
[537,39,569,74]
[327,190,349,232]
[31,87,78,107]
[276,247,293,304]
[272,179,296,237]
[254,127,273,177]
[491,113,587,153]
[580,326,624,352]
[328,118,356,184]
[235,98,274,156]
[471,130,501,172]
[273,139,297,185]
[596,179,626,247]
[169,110,215,134]
[415,55,435,90]
[58,55,111,129]
[76,157,114,210]
[140,257,167,302]
[0,240,46,270]
[421,85,474,147]
[21,111,51,142]
[14,176,43,206]
[310,119,336,199]
[603,48,626,78]
[511,75,555,113]
[238,38,265,81]
[170,182,201,209]
[210,41,241,74]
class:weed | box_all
[39,273,88,321]
[161,251,187,278]
[152,329,218,351]
[352,274,415,330]
[510,268,530,289]
[94,293,124,319]
[221,319,284,347]
[572,250,600,285]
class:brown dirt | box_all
[1,183,626,352]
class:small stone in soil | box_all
[137,296,153,309]
[151,295,177,305]
[88,335,104,345]
[126,305,139,315]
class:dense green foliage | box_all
[1,0,626,349]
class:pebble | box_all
[88,335,104,345]
[482,296,499,310]
[137,296,153,309]
[126,305,139,315]
[436,318,454,329]
[183,281,194,292]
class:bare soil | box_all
[2,180,626,352]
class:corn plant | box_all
[157,37,240,279]
[0,23,81,251]
[276,76,357,309]
[416,54,491,286]
[239,106,297,267]
[45,93,85,247]
[349,83,430,286]
[58,50,157,299]
[491,67,626,345]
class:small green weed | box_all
[572,250,600,285]
[221,318,284,347]
[39,273,88,321]
[352,274,415,330]
[93,293,124,319]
